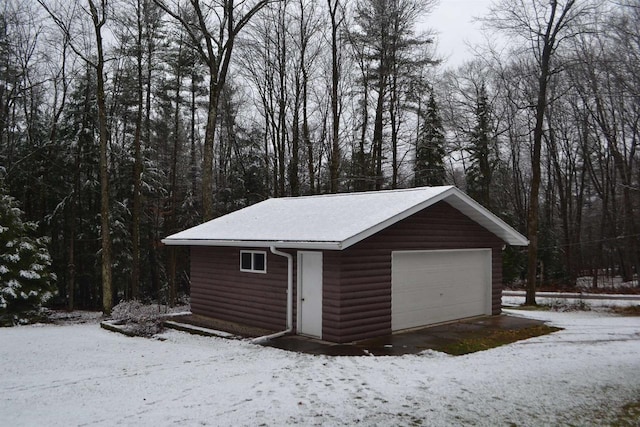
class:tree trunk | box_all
[202,79,217,220]
[389,72,398,189]
[373,78,386,191]
[89,0,113,315]
[328,0,341,193]
[190,73,198,197]
[278,3,287,197]
[302,69,314,194]
[131,0,144,300]
[67,185,77,311]
[525,1,566,305]
[357,82,369,192]
[290,92,300,196]
[168,246,177,307]
[525,64,548,305]
[168,57,183,304]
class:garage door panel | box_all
[392,249,491,331]
[395,289,484,312]
[394,295,485,317]
[396,277,484,296]
[395,300,486,327]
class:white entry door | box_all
[297,251,323,338]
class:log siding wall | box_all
[190,246,291,331]
[323,201,504,343]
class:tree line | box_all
[0,0,638,318]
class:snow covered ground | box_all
[503,293,640,308]
[1,308,639,426]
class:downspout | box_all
[251,246,293,343]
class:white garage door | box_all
[392,249,492,331]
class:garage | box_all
[166,186,528,343]
[392,249,492,331]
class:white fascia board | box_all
[340,186,529,249]
[340,187,454,250]
[161,238,342,250]
[442,191,529,246]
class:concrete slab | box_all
[264,315,548,356]
[165,313,550,356]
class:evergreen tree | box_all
[214,124,269,215]
[47,68,102,310]
[414,92,446,186]
[0,183,56,325]
[466,83,496,208]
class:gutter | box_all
[251,246,294,344]
[161,238,342,250]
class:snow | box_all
[164,186,527,248]
[3,279,19,297]
[165,186,455,246]
[18,241,35,251]
[503,294,640,308]
[35,252,51,262]
[1,310,639,426]
[30,263,45,272]
[19,270,41,280]
[4,253,20,262]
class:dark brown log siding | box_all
[190,246,290,331]
[324,201,504,343]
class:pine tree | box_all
[414,92,446,186]
[0,184,56,325]
[48,67,102,310]
[466,83,496,208]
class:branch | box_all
[152,0,211,65]
[37,0,97,69]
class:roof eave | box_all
[442,190,529,246]
[340,186,456,249]
[161,238,343,250]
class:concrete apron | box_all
[263,314,547,356]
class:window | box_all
[240,250,267,273]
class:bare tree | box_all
[89,0,113,314]
[153,0,275,220]
[484,0,597,305]
[571,9,640,282]
[39,0,115,314]
[348,0,436,190]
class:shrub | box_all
[547,298,591,312]
[110,300,167,337]
[0,191,56,326]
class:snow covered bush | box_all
[547,298,591,312]
[0,191,56,326]
[110,300,166,337]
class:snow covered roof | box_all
[162,186,529,250]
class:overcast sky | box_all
[420,0,495,67]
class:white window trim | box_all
[240,250,267,274]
